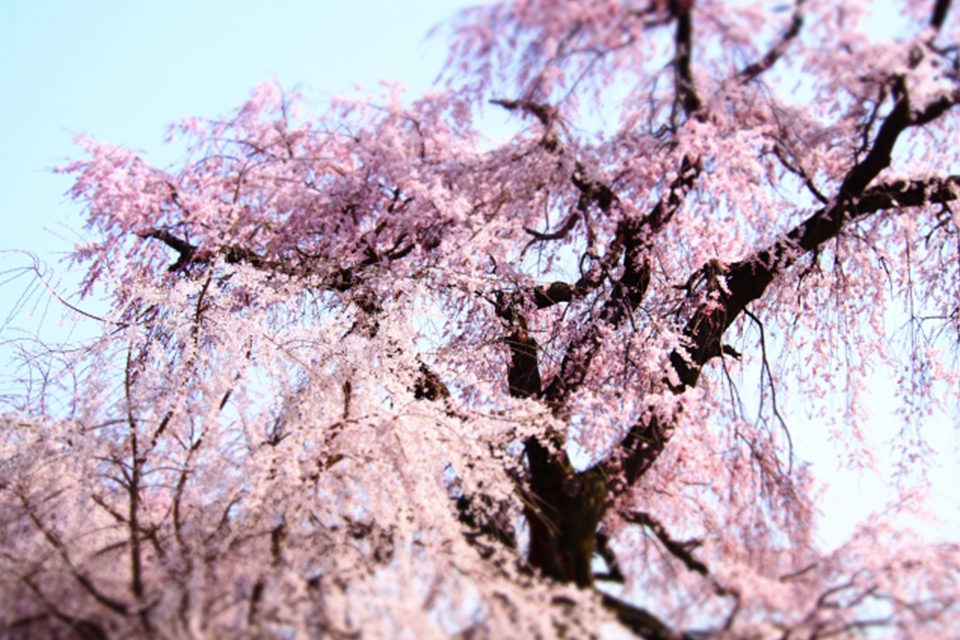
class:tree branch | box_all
[670,0,702,116]
[138,228,199,272]
[525,210,580,240]
[490,98,559,127]
[612,173,960,488]
[931,0,952,29]
[670,77,960,393]
[625,511,708,576]
[672,174,960,390]
[21,496,129,616]
[739,0,806,83]
[543,156,701,404]
[608,81,960,489]
[601,593,711,640]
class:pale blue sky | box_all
[0,0,470,260]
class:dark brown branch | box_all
[613,83,960,489]
[838,78,911,199]
[618,412,672,485]
[138,228,199,272]
[505,264,608,316]
[138,228,195,257]
[490,98,558,127]
[773,144,828,204]
[518,168,627,311]
[542,156,701,404]
[491,289,544,399]
[594,531,626,583]
[525,210,580,240]
[670,78,959,392]
[497,279,615,591]
[455,492,518,554]
[523,437,608,587]
[5,596,110,640]
[931,0,952,29]
[140,214,430,294]
[614,174,960,488]
[670,0,702,116]
[912,87,960,126]
[571,164,619,214]
[666,174,960,397]
[625,511,708,576]
[739,0,806,82]
[532,281,574,308]
[601,593,710,640]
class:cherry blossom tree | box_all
[3,0,960,637]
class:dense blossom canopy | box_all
[3,0,960,637]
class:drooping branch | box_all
[622,510,743,622]
[139,218,414,307]
[411,361,521,568]
[490,98,561,151]
[4,592,110,640]
[594,531,626,583]
[839,79,912,198]
[773,144,829,204]
[122,350,148,632]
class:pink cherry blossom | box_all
[4,0,960,637]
